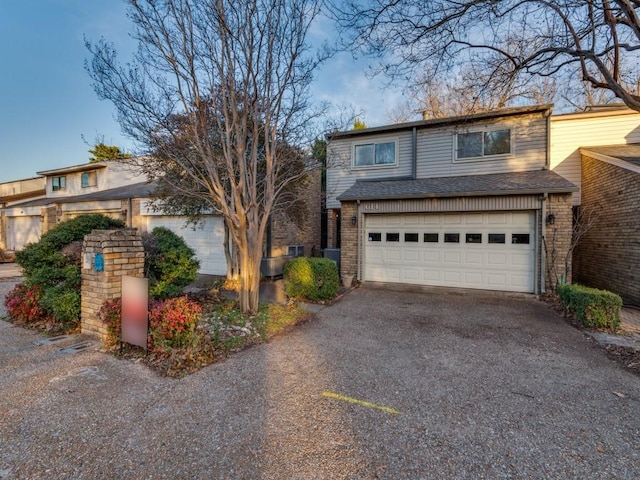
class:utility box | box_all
[323,248,341,274]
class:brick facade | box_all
[327,209,338,249]
[81,229,145,340]
[269,169,322,257]
[339,202,358,278]
[544,193,574,290]
[574,156,640,304]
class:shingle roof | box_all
[337,170,577,202]
[8,181,157,208]
[581,144,640,167]
[327,104,553,140]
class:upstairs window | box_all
[456,128,512,160]
[81,171,97,188]
[52,176,66,191]
[353,140,397,167]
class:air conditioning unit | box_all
[261,255,291,278]
[323,248,341,274]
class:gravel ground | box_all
[1,285,639,479]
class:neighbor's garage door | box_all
[6,216,42,250]
[146,216,226,276]
[364,212,535,293]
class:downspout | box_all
[412,127,417,179]
[356,199,361,282]
[540,193,548,294]
[545,110,551,170]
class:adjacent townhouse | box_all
[326,105,578,294]
[0,176,46,254]
[548,105,640,304]
[1,160,321,277]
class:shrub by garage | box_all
[283,257,339,302]
[557,283,622,330]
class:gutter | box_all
[412,127,417,179]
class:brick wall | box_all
[269,169,322,257]
[327,209,338,249]
[41,205,57,234]
[340,202,357,277]
[81,229,145,340]
[544,193,574,291]
[574,155,640,304]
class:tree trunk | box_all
[238,247,262,315]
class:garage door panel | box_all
[146,215,226,276]
[364,211,535,293]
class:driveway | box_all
[1,285,639,479]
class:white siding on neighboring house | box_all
[550,108,640,204]
[45,161,148,198]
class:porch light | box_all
[546,213,556,225]
[351,216,357,226]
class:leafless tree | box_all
[335,0,640,112]
[544,206,599,292]
[87,0,326,314]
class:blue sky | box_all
[0,1,405,184]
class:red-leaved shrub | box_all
[99,297,122,348]
[148,296,202,352]
[4,283,46,325]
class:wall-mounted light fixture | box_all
[351,216,357,226]
[546,213,556,225]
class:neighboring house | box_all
[573,144,640,305]
[0,177,46,252]
[326,105,577,294]
[550,105,640,205]
[1,160,321,276]
[548,106,640,304]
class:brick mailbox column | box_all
[81,229,145,340]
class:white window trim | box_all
[453,127,515,162]
[351,138,399,170]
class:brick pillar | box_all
[81,229,145,340]
[327,209,338,248]
[41,205,57,234]
[340,202,357,278]
[545,193,574,290]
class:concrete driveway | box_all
[1,285,639,479]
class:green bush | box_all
[283,257,339,301]
[143,227,200,299]
[15,214,125,327]
[557,283,622,330]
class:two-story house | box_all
[326,105,577,294]
[550,106,640,304]
[2,159,321,277]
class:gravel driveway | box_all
[1,285,639,479]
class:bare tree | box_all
[335,0,640,112]
[87,0,326,314]
[544,206,599,292]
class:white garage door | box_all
[365,212,535,293]
[6,216,42,250]
[146,216,226,276]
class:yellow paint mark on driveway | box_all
[322,391,400,415]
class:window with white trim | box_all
[353,140,397,167]
[455,128,512,160]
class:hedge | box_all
[283,257,340,301]
[557,283,622,330]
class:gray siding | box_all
[415,113,547,177]
[327,112,548,209]
[327,131,413,209]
